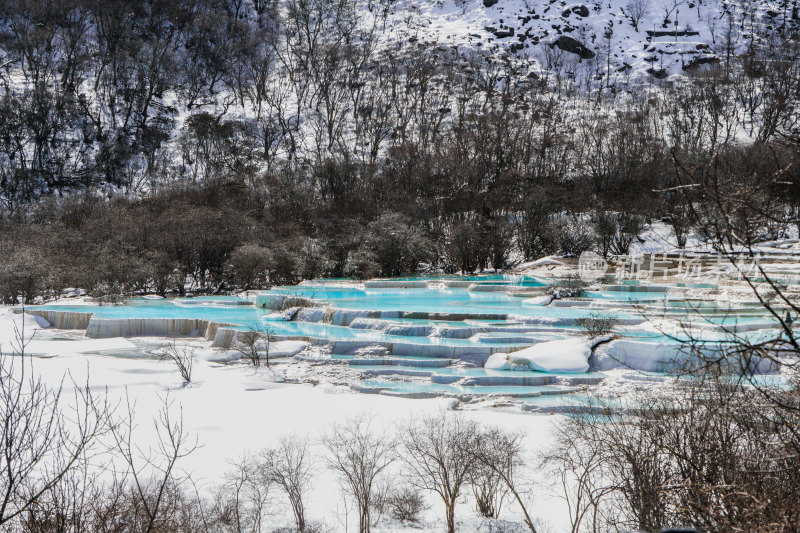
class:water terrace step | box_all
[450,374,557,386]
[347,317,489,338]
[352,380,575,398]
[600,284,672,292]
[23,310,236,342]
[363,280,428,289]
[86,317,228,339]
[25,309,93,330]
[294,354,453,368]
[296,307,509,326]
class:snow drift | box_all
[485,337,609,373]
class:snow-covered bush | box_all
[547,275,590,298]
[229,243,272,290]
[344,249,382,280]
[362,213,432,277]
[596,212,646,257]
[553,219,596,256]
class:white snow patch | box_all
[0,309,50,351]
[485,337,600,373]
[522,295,554,306]
[271,340,309,358]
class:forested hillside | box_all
[1,0,799,301]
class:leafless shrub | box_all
[401,412,477,533]
[470,457,508,519]
[95,476,210,533]
[553,220,596,257]
[110,394,199,532]
[577,313,618,337]
[157,339,195,385]
[547,276,590,298]
[230,243,272,290]
[322,415,395,533]
[547,382,800,533]
[234,325,274,367]
[596,212,646,258]
[367,478,392,524]
[385,485,427,524]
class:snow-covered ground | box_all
[0,309,569,532]
[384,0,787,81]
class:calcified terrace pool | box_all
[28,274,789,412]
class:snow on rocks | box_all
[198,348,242,363]
[0,309,50,350]
[485,336,610,373]
[517,256,564,269]
[522,294,554,306]
[271,340,309,358]
[591,339,776,373]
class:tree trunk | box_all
[446,501,456,533]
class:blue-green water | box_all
[32,274,789,406]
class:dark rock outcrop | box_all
[646,29,700,37]
[683,55,719,71]
[550,35,595,59]
[571,5,590,17]
[647,67,669,79]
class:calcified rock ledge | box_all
[24,309,240,348]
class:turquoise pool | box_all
[29,275,790,407]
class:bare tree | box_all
[322,415,395,533]
[469,426,539,533]
[401,412,476,533]
[213,456,273,533]
[110,394,198,533]
[544,408,616,533]
[625,0,650,31]
[0,322,111,528]
[260,435,314,532]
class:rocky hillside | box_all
[384,0,798,81]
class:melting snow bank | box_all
[0,310,137,356]
[0,309,51,350]
[485,337,610,373]
[591,339,777,374]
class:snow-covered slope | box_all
[384,0,797,81]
